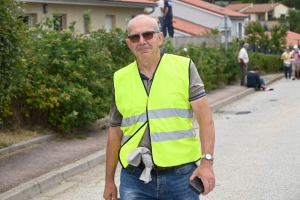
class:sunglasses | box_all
[128,30,159,43]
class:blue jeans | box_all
[158,16,163,32]
[284,66,292,79]
[120,163,199,200]
[260,77,265,86]
[162,16,174,37]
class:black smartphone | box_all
[188,177,204,195]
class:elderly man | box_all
[238,43,249,86]
[103,14,215,200]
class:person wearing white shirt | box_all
[238,43,249,86]
[143,0,164,31]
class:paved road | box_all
[32,78,300,200]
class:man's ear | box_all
[125,38,131,49]
[158,32,164,46]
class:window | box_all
[23,14,37,28]
[280,14,286,19]
[105,15,115,31]
[53,14,66,31]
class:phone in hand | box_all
[188,177,204,195]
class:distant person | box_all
[143,0,164,32]
[238,43,249,86]
[281,47,293,81]
[291,45,300,80]
[247,66,273,91]
[163,0,174,37]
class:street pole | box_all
[225,15,228,52]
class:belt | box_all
[142,161,182,171]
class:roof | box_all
[226,3,284,14]
[179,0,247,18]
[24,0,157,7]
[225,3,251,12]
[172,17,212,35]
[152,16,212,35]
[286,31,300,46]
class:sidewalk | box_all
[0,73,283,200]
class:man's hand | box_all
[190,160,215,195]
[103,181,121,200]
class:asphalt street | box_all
[32,77,300,200]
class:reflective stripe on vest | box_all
[114,54,201,168]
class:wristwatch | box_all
[202,154,214,161]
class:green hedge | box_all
[1,14,283,133]
[248,52,283,72]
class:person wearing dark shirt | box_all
[246,66,274,91]
[163,0,174,37]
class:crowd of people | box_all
[281,45,300,81]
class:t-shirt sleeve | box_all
[109,84,123,127]
[189,60,206,101]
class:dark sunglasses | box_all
[128,30,159,43]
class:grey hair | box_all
[126,14,159,35]
[244,43,249,48]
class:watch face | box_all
[206,154,212,159]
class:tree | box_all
[284,9,300,34]
[244,21,269,48]
[0,0,29,124]
[270,24,288,50]
[281,0,300,10]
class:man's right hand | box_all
[103,181,120,200]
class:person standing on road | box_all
[163,0,174,37]
[291,45,300,80]
[281,47,293,81]
[238,43,249,86]
[103,14,215,200]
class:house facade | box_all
[226,3,289,22]
[22,0,157,34]
[150,0,248,42]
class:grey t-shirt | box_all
[109,60,206,150]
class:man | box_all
[163,0,174,37]
[246,66,273,91]
[291,45,300,80]
[238,43,249,86]
[103,14,215,200]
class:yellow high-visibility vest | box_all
[114,54,201,168]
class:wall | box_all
[24,3,144,33]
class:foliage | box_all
[281,0,300,10]
[248,52,282,72]
[0,0,28,121]
[270,24,288,50]
[163,40,241,91]
[285,9,300,34]
[17,16,134,133]
[245,21,287,51]
[244,21,269,48]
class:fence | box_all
[239,42,283,55]
[169,35,222,48]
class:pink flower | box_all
[60,31,64,34]
[97,27,101,30]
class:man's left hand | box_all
[190,160,215,195]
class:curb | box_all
[0,149,106,200]
[0,134,56,155]
[0,74,284,200]
[210,74,283,111]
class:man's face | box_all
[126,16,163,59]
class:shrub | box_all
[22,17,134,133]
[0,0,28,122]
